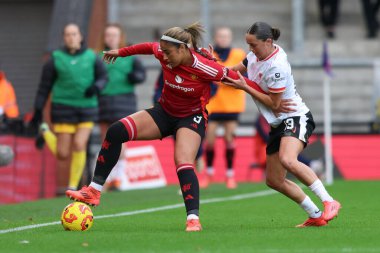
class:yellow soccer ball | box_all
[61,202,94,231]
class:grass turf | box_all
[0,180,379,253]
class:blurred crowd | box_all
[318,0,380,39]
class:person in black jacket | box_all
[31,23,107,195]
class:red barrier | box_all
[0,134,379,204]
[0,136,56,204]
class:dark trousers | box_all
[362,0,380,37]
[319,0,340,27]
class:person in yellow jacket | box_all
[202,27,246,189]
[0,71,19,120]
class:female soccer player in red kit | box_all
[66,22,286,232]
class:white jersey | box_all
[244,45,309,126]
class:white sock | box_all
[309,179,334,202]
[300,196,322,218]
[187,214,199,220]
[226,169,234,178]
[207,167,214,176]
[89,182,103,192]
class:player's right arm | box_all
[103,42,158,64]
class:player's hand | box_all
[84,85,99,97]
[102,50,119,64]
[30,109,43,127]
[275,99,297,114]
[223,71,248,90]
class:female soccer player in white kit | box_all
[225,22,341,227]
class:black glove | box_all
[85,86,99,97]
[30,109,42,127]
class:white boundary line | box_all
[0,189,276,235]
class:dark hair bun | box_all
[272,28,281,41]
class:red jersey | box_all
[119,42,264,117]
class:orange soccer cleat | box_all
[66,186,101,207]
[185,219,202,232]
[226,177,237,189]
[296,216,328,228]
[322,200,342,221]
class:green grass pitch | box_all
[0,180,379,253]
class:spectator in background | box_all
[98,24,146,190]
[31,23,107,195]
[201,27,246,189]
[0,70,19,121]
[361,0,380,38]
[318,0,340,39]
[0,70,18,165]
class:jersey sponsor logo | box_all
[175,75,184,83]
[272,74,286,82]
[164,80,194,93]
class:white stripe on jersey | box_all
[192,54,218,77]
[195,62,218,77]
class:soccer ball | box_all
[61,202,94,231]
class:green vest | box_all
[99,52,135,96]
[52,49,97,108]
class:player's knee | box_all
[279,155,296,171]
[72,140,86,152]
[57,149,70,160]
[174,152,194,167]
[105,121,129,143]
[266,177,283,190]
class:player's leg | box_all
[68,123,93,190]
[266,152,326,227]
[279,136,341,222]
[279,113,341,222]
[223,120,238,189]
[56,131,73,195]
[203,120,218,187]
[175,127,202,231]
[99,122,123,190]
[66,110,161,205]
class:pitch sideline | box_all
[0,189,277,234]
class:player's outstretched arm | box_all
[103,42,157,64]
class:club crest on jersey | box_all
[190,74,198,80]
[275,73,280,78]
[175,75,184,83]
